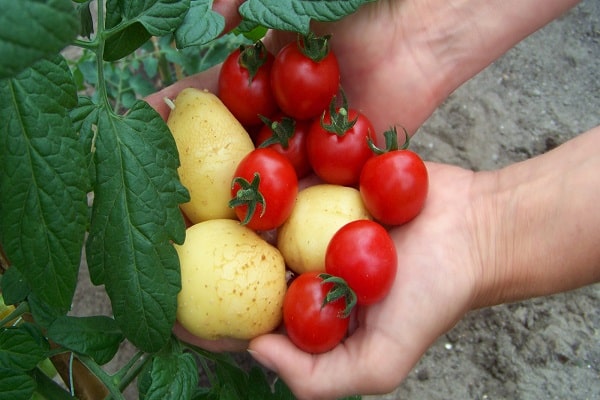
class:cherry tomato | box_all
[283,272,353,354]
[255,114,312,179]
[230,148,298,231]
[359,129,429,225]
[218,41,279,127]
[271,34,340,120]
[325,220,397,305]
[306,101,375,186]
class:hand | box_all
[249,162,487,399]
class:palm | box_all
[249,162,484,399]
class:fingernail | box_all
[247,349,277,373]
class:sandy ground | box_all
[73,1,600,398]
[367,1,600,399]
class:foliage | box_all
[0,0,374,398]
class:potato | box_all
[176,219,286,340]
[167,88,255,223]
[277,184,371,274]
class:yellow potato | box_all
[277,184,371,274]
[166,88,255,223]
[176,219,286,340]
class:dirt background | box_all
[367,1,600,399]
[73,1,599,399]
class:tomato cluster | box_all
[217,33,429,354]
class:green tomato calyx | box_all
[319,273,357,319]
[229,173,266,225]
[368,125,411,155]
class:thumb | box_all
[248,330,404,400]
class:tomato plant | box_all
[283,272,356,354]
[0,1,372,399]
[230,148,298,231]
[271,33,340,120]
[326,220,397,305]
[218,40,279,127]
[360,128,429,225]
[256,114,312,178]
[306,93,375,186]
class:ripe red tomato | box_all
[230,148,298,231]
[359,147,428,226]
[325,220,397,305]
[283,272,352,354]
[271,34,340,120]
[306,106,375,186]
[255,114,312,179]
[218,41,279,126]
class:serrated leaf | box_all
[175,0,225,48]
[0,367,35,400]
[0,56,89,311]
[47,316,125,365]
[0,0,79,79]
[0,323,49,371]
[85,100,188,352]
[144,344,198,400]
[238,0,374,33]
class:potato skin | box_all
[167,88,255,223]
[176,219,286,340]
[277,184,371,274]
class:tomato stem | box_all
[367,125,410,155]
[319,90,358,136]
[229,173,266,225]
[319,273,357,318]
[257,115,296,149]
[238,40,269,83]
[298,32,332,62]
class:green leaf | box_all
[0,367,35,400]
[85,100,188,352]
[0,267,30,306]
[104,22,153,62]
[247,367,274,399]
[104,0,191,61]
[0,0,79,79]
[143,341,198,400]
[0,56,89,311]
[238,0,374,33]
[47,316,125,365]
[175,0,225,48]
[0,323,49,371]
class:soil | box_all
[72,1,600,399]
[366,1,600,399]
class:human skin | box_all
[146,0,600,399]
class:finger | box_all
[212,0,246,33]
[144,66,220,120]
[249,330,413,400]
[173,321,249,352]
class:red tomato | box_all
[283,272,352,354]
[306,107,375,186]
[359,148,428,225]
[255,114,312,179]
[271,35,340,120]
[218,41,278,126]
[325,220,397,305]
[230,148,298,231]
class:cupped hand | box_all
[248,162,488,399]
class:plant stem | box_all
[115,351,151,392]
[31,367,75,400]
[76,355,126,400]
[0,301,29,326]
[94,0,111,110]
